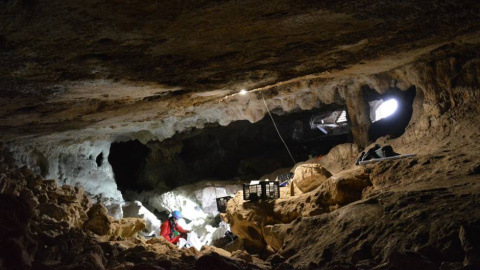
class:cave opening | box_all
[366,86,416,141]
[108,140,151,192]
[116,106,353,195]
[174,106,353,186]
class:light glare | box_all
[239,89,248,95]
[376,99,398,121]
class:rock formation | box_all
[0,147,268,270]
[223,54,480,269]
[1,1,480,269]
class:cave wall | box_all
[222,47,480,267]
[8,140,123,208]
[6,44,480,209]
[118,107,351,196]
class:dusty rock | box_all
[279,182,303,198]
[84,203,113,235]
[292,163,332,193]
[315,168,371,206]
[263,225,286,252]
[0,148,257,270]
[201,245,232,258]
[109,218,147,240]
[226,165,371,253]
[1,28,480,270]
[231,249,253,263]
[319,143,361,174]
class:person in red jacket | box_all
[160,210,191,244]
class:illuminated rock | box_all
[109,218,146,240]
[122,200,161,236]
[292,163,332,193]
[84,203,113,235]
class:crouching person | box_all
[160,210,191,244]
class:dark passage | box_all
[109,140,151,192]
[108,107,351,194]
[179,109,350,182]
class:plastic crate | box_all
[216,196,232,213]
[243,181,280,201]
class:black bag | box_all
[356,144,399,165]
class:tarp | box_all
[177,231,203,251]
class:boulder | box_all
[84,203,113,235]
[263,225,285,252]
[110,218,147,240]
[292,164,332,193]
[319,143,361,173]
[40,185,90,228]
[201,245,232,258]
[225,167,372,254]
[314,168,371,207]
[221,194,273,249]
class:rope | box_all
[261,94,296,165]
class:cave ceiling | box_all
[1,0,479,143]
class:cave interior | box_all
[1,0,480,270]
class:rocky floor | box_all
[0,144,271,270]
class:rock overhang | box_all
[1,0,480,143]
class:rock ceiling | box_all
[1,0,480,142]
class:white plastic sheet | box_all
[177,231,203,251]
[177,238,188,249]
[187,231,203,251]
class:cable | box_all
[261,93,296,165]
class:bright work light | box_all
[375,99,398,121]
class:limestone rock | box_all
[110,218,147,240]
[222,194,273,250]
[279,182,303,198]
[36,185,91,228]
[315,168,371,206]
[201,245,232,258]
[231,250,253,263]
[319,143,361,173]
[263,225,285,252]
[292,164,332,193]
[225,166,372,254]
[84,203,113,235]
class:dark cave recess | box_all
[108,140,151,192]
[109,106,352,194]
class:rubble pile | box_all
[0,144,267,270]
